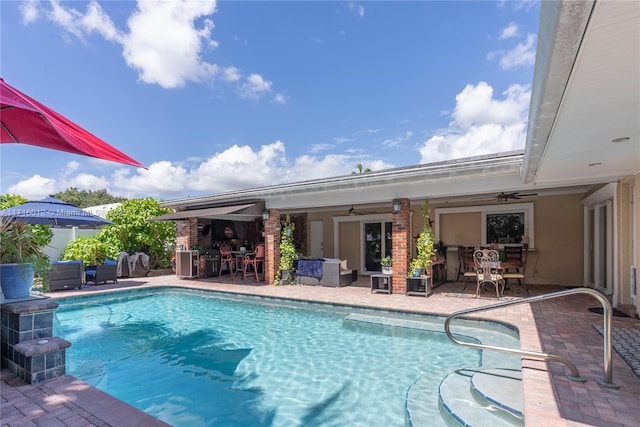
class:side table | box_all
[406,276,433,297]
[371,274,392,294]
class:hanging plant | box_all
[275,214,297,285]
[408,200,435,277]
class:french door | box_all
[586,200,613,295]
[364,221,392,273]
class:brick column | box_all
[175,218,198,250]
[264,209,281,285]
[392,198,410,293]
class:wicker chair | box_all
[85,260,118,285]
[48,261,84,291]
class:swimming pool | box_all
[55,287,520,426]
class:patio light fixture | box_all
[392,199,401,213]
[262,210,270,220]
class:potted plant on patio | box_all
[408,200,435,278]
[275,214,297,285]
[380,256,393,275]
[0,218,50,298]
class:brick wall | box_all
[176,218,198,250]
[392,198,410,293]
[264,209,281,285]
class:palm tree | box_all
[352,163,371,174]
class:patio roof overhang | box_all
[524,0,639,185]
[150,202,264,222]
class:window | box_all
[435,203,534,248]
[486,213,525,244]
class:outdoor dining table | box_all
[230,250,247,270]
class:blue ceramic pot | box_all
[0,263,34,299]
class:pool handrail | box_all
[444,287,619,389]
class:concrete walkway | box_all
[2,274,639,426]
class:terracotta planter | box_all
[0,263,34,299]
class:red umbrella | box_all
[0,78,145,168]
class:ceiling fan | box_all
[496,191,538,202]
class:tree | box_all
[54,188,126,208]
[352,163,371,174]
[0,194,28,209]
[60,236,111,266]
[0,193,53,250]
[99,198,176,268]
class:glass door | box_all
[364,221,392,272]
[586,200,612,295]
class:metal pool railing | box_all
[444,287,619,389]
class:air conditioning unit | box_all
[176,250,199,278]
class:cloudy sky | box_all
[0,0,539,201]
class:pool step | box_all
[438,368,523,427]
[406,367,523,427]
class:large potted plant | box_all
[275,214,297,285]
[408,200,435,278]
[0,219,50,298]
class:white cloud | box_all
[272,93,287,104]
[419,82,530,163]
[310,143,334,153]
[20,0,40,25]
[6,139,397,199]
[62,173,110,191]
[111,161,189,198]
[288,154,353,181]
[382,130,413,148]
[48,0,86,41]
[23,0,280,98]
[499,33,536,70]
[333,136,353,144]
[188,142,288,192]
[348,2,365,17]
[239,74,273,100]
[221,66,241,83]
[122,0,219,88]
[81,1,121,41]
[499,22,519,39]
[64,161,81,173]
[7,175,57,200]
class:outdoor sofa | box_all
[48,260,84,291]
[295,258,353,287]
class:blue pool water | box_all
[55,288,518,426]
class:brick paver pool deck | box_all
[2,274,639,426]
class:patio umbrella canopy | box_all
[0,78,145,168]
[0,197,113,228]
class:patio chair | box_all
[243,243,265,282]
[219,244,237,278]
[457,245,476,285]
[473,249,503,298]
[504,245,525,272]
[85,259,118,285]
[48,260,84,291]
[502,245,526,295]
